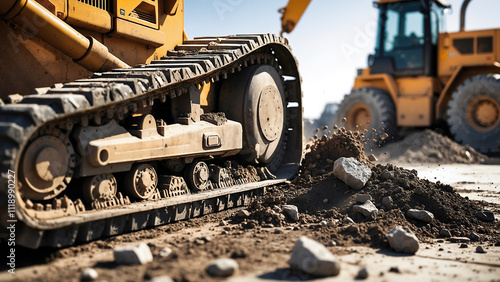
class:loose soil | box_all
[2,128,499,282]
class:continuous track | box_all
[0,34,303,249]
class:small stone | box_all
[81,268,98,281]
[368,154,378,162]
[460,150,471,160]
[357,267,368,279]
[274,229,284,234]
[476,246,487,253]
[114,243,153,265]
[347,225,359,233]
[283,205,300,222]
[407,209,434,223]
[460,243,468,248]
[333,157,372,189]
[319,221,327,226]
[286,226,294,230]
[355,194,372,203]
[475,210,495,222]
[256,239,262,243]
[206,258,239,277]
[147,242,157,248]
[263,223,274,228]
[219,220,227,226]
[231,249,248,258]
[237,210,250,217]
[223,226,231,231]
[448,237,470,243]
[469,232,480,242]
[289,236,341,277]
[382,196,393,209]
[195,239,205,245]
[439,229,452,238]
[353,200,378,219]
[344,217,355,224]
[381,169,394,180]
[385,226,419,254]
[328,240,337,247]
[159,247,173,258]
[147,276,174,282]
[202,236,212,242]
[323,198,329,204]
[222,231,229,235]
[389,266,400,273]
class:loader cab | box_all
[370,0,449,77]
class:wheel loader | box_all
[0,0,303,249]
[281,0,500,153]
[341,0,500,153]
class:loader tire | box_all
[335,87,397,145]
[446,74,500,153]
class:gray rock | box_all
[283,205,300,222]
[328,240,337,247]
[381,169,394,180]
[344,217,355,224]
[368,154,378,162]
[159,247,173,258]
[382,196,393,209]
[206,258,239,277]
[237,210,250,217]
[318,220,327,226]
[353,200,378,219]
[355,194,372,203]
[148,276,174,282]
[347,225,359,233]
[114,243,153,265]
[385,226,419,254]
[357,267,368,279]
[476,246,487,253]
[469,232,480,242]
[439,229,451,238]
[81,268,98,281]
[475,210,495,222]
[407,209,434,223]
[333,157,372,189]
[447,237,470,243]
[289,236,341,277]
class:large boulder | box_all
[333,157,371,189]
[289,236,341,277]
[385,226,419,254]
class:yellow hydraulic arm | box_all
[279,0,312,36]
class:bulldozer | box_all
[0,0,303,248]
[281,0,500,153]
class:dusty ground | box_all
[1,128,499,281]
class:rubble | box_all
[289,236,341,277]
[355,194,372,203]
[114,243,153,265]
[386,226,419,254]
[333,157,372,189]
[80,268,98,281]
[475,210,495,222]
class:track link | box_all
[0,34,303,248]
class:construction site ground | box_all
[1,129,499,282]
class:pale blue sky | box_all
[185,0,500,119]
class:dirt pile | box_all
[372,129,487,164]
[241,127,499,249]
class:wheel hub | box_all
[21,134,74,200]
[83,174,118,202]
[347,104,372,131]
[125,164,157,200]
[258,85,283,142]
[467,96,500,132]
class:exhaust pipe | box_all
[0,0,129,72]
[459,0,472,31]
